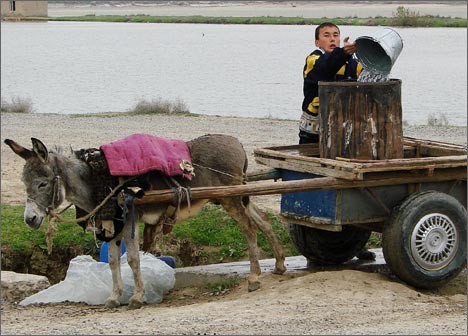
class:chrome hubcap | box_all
[411,213,458,271]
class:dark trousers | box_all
[298,131,319,144]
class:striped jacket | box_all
[302,47,363,116]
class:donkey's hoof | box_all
[273,264,286,275]
[105,299,120,309]
[128,298,143,309]
[248,280,261,292]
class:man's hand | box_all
[343,36,357,55]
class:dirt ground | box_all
[1,112,467,335]
[1,270,467,335]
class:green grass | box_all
[172,204,297,260]
[1,203,381,270]
[1,203,298,263]
[17,12,467,28]
[366,232,382,249]
[205,275,241,295]
[1,204,97,254]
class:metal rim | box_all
[411,213,458,271]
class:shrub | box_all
[427,113,449,126]
[1,96,34,113]
[129,97,190,115]
[391,6,421,26]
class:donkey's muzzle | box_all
[25,214,44,229]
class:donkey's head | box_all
[4,138,65,229]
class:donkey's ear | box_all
[4,139,35,160]
[31,138,49,163]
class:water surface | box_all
[1,22,466,126]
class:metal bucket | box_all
[355,27,403,75]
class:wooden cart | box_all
[253,137,467,289]
[136,137,466,289]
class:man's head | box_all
[315,22,341,53]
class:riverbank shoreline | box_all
[48,1,467,19]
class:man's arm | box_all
[313,47,351,78]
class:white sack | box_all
[20,252,175,306]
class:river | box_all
[1,22,466,126]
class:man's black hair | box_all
[315,22,340,40]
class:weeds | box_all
[366,232,382,249]
[129,97,190,115]
[205,276,240,295]
[1,96,34,113]
[427,113,450,126]
[391,6,421,26]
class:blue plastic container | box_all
[99,240,126,263]
[99,240,176,268]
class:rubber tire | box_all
[382,191,467,289]
[288,224,371,265]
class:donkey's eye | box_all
[38,182,48,189]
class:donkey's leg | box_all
[220,197,261,292]
[245,199,286,275]
[106,238,124,309]
[122,220,145,309]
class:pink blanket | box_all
[100,134,192,179]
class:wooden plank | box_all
[255,156,358,180]
[256,143,320,157]
[134,168,467,205]
[337,155,467,173]
[403,137,467,157]
[254,147,362,170]
[349,167,466,182]
[403,137,467,150]
[246,168,281,182]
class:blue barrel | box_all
[99,240,176,268]
[99,240,126,263]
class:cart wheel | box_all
[382,191,467,289]
[288,224,371,265]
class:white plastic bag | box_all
[20,252,175,306]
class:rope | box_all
[192,163,235,178]
[48,176,135,224]
[48,163,233,225]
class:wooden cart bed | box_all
[254,137,467,181]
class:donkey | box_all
[5,134,286,309]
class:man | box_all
[300,23,375,261]
[299,22,363,144]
